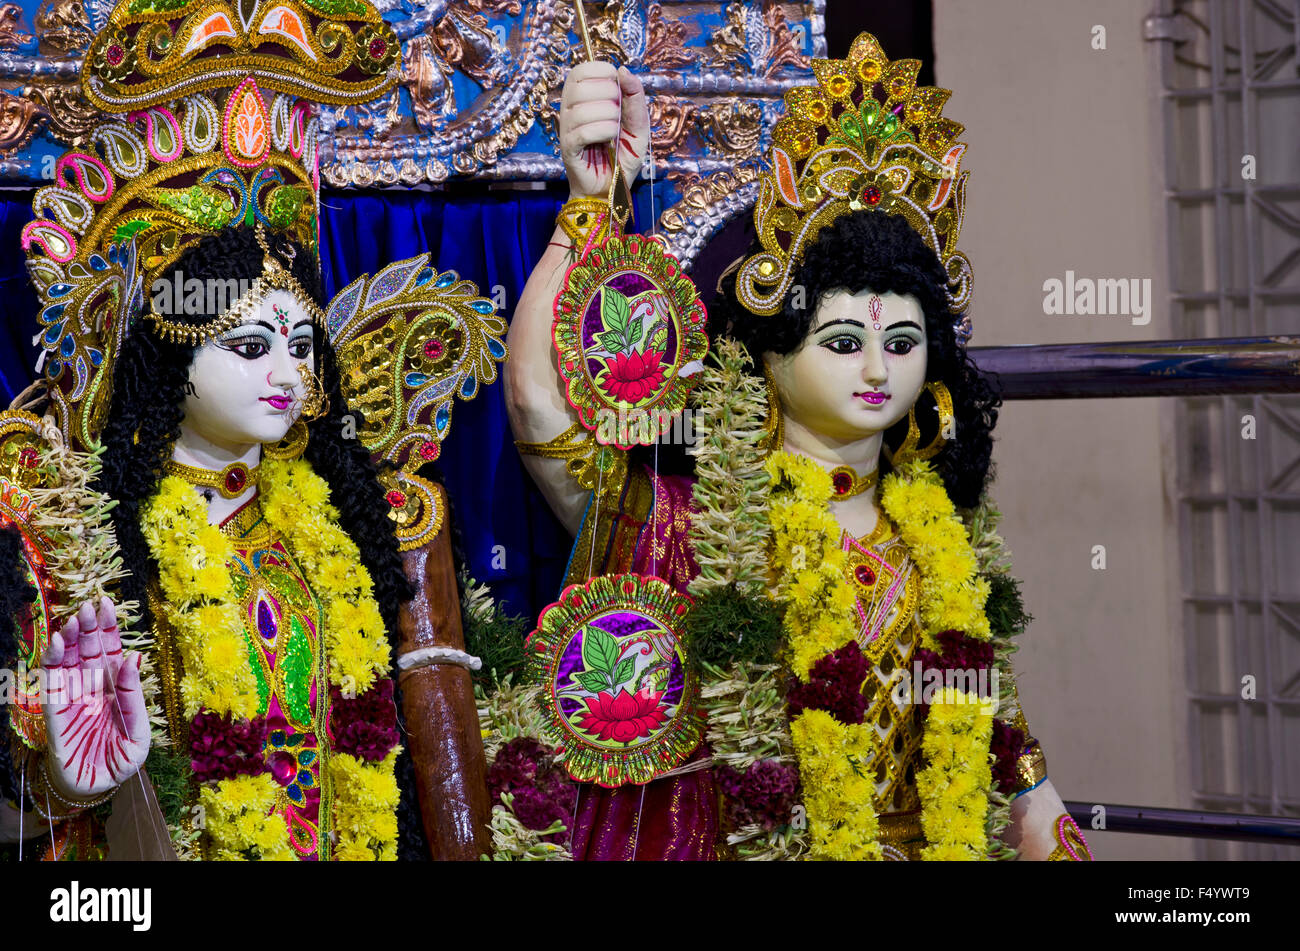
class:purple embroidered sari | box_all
[565,465,718,860]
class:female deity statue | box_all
[0,0,500,860]
[1,221,495,860]
[504,35,1094,861]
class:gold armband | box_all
[556,197,617,248]
[515,423,627,500]
[1047,813,1093,861]
[1014,739,1048,795]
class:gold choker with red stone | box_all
[828,465,879,500]
[163,459,259,499]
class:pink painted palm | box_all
[40,597,150,799]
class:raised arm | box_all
[503,62,649,535]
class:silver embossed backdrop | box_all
[0,0,826,267]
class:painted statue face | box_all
[766,288,928,443]
[181,289,316,451]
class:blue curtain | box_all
[0,188,573,623]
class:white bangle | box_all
[396,646,482,673]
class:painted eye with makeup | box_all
[218,329,274,360]
[823,334,864,355]
[884,325,925,356]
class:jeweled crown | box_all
[735,33,973,336]
[21,0,397,449]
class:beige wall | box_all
[933,1,1190,858]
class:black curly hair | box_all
[704,209,1001,508]
[0,523,37,816]
[93,225,429,859]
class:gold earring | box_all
[297,364,329,421]
[888,381,954,466]
[757,361,785,454]
[262,419,309,461]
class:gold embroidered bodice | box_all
[841,511,925,818]
[151,495,333,859]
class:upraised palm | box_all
[40,597,150,800]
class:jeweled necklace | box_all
[828,464,879,500]
[162,458,259,499]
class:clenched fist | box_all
[40,597,150,801]
[560,62,651,200]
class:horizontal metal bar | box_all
[1172,289,1300,301]
[970,336,1300,399]
[1063,801,1300,844]
[1161,78,1300,98]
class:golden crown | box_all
[735,33,973,333]
[22,0,397,450]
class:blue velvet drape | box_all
[0,189,573,623]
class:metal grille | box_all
[1155,0,1300,859]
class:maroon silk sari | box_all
[563,464,718,860]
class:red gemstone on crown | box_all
[832,470,853,495]
[854,564,876,586]
[419,440,439,460]
[224,465,247,495]
[423,339,444,361]
[863,185,883,205]
[18,447,38,468]
[369,37,387,59]
[106,45,124,66]
[386,489,407,507]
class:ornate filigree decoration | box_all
[657,162,765,265]
[431,6,510,88]
[33,0,90,52]
[760,1,810,76]
[0,90,46,154]
[698,99,763,158]
[82,0,399,112]
[707,2,748,73]
[3,0,829,275]
[23,79,97,145]
[324,0,573,185]
[326,253,508,550]
[642,1,693,71]
[660,163,765,234]
[735,32,971,319]
[0,2,32,47]
[647,94,694,153]
[582,0,631,64]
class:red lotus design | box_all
[598,349,666,405]
[574,688,667,744]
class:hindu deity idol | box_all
[503,35,1094,861]
[0,0,506,860]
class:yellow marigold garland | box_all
[142,458,399,861]
[880,458,991,648]
[198,775,296,861]
[330,751,402,861]
[916,687,994,860]
[142,477,259,720]
[766,451,880,858]
[880,458,996,859]
[765,452,858,679]
[767,451,998,860]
